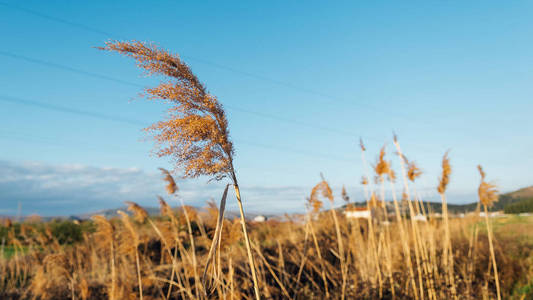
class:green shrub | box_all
[49,221,83,244]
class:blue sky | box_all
[1,1,532,215]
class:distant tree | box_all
[504,197,533,214]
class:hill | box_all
[347,186,533,214]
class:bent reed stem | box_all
[232,177,261,300]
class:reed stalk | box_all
[233,182,261,300]
[393,137,433,299]
[117,211,143,300]
[388,173,418,300]
[477,165,501,300]
[359,139,383,296]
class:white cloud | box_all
[0,160,476,217]
[0,160,314,216]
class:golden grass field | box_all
[0,197,532,300]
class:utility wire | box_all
[0,50,381,142]
[0,94,356,163]
[0,1,418,123]
[0,2,115,37]
[0,2,436,152]
[0,94,146,126]
[0,2,443,198]
[0,50,143,88]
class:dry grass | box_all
[0,212,530,299]
[0,202,531,299]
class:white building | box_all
[253,215,266,222]
[412,214,427,222]
[344,208,371,219]
[479,211,503,218]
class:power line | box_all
[236,140,354,162]
[0,50,381,142]
[0,2,417,123]
[0,94,146,126]
[0,2,116,38]
[1,2,437,152]
[0,94,356,163]
[0,50,143,88]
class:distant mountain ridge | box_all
[3,186,531,221]
[347,186,533,214]
[77,206,275,221]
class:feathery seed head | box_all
[437,152,451,194]
[158,196,174,218]
[100,41,234,180]
[341,186,350,203]
[310,178,334,205]
[125,201,149,223]
[307,196,323,214]
[359,138,366,152]
[91,215,114,240]
[159,168,178,195]
[117,210,139,246]
[407,160,423,182]
[479,182,499,207]
[477,165,499,207]
[373,145,392,178]
[477,165,486,181]
[361,176,369,186]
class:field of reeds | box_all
[1,172,533,300]
[1,40,531,299]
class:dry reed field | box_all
[1,41,532,299]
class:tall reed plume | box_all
[100,40,260,300]
[311,175,347,299]
[477,165,501,300]
[437,151,457,299]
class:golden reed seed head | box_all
[373,145,397,183]
[125,201,149,223]
[361,176,369,186]
[478,182,499,207]
[159,168,178,195]
[311,180,334,205]
[91,215,114,243]
[373,145,392,177]
[359,138,366,152]
[407,160,422,182]
[158,196,174,218]
[437,152,451,194]
[307,196,323,214]
[477,164,486,180]
[308,176,334,213]
[117,210,140,246]
[100,41,234,180]
[477,165,499,207]
[341,185,350,203]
